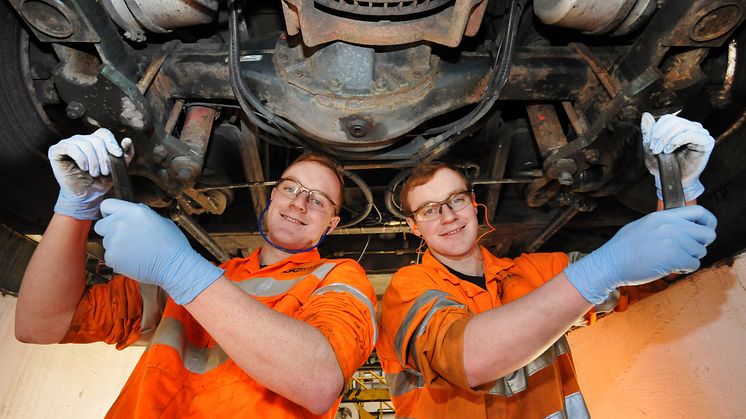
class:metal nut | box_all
[346,117,371,138]
[152,144,168,163]
[65,101,86,119]
[583,148,600,164]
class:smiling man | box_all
[376,114,718,418]
[15,133,377,418]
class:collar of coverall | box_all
[422,246,515,285]
[231,247,322,275]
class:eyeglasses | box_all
[407,190,472,222]
[275,178,338,214]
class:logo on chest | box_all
[282,262,323,274]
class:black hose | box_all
[385,168,412,220]
[227,0,305,146]
[418,0,522,138]
[338,170,374,228]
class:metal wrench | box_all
[657,153,685,209]
[108,152,135,202]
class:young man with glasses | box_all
[376,113,718,418]
[15,131,377,418]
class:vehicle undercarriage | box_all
[1,0,745,282]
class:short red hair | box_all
[286,153,345,209]
[400,162,469,213]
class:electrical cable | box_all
[227,0,305,146]
[357,234,371,262]
[414,0,522,146]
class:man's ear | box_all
[328,215,341,232]
[406,217,419,236]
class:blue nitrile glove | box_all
[49,128,134,220]
[641,112,715,202]
[564,205,717,304]
[94,199,225,305]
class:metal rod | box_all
[137,40,180,94]
[523,205,580,253]
[195,178,534,193]
[170,206,231,263]
[193,180,279,192]
[471,178,539,185]
[164,99,184,135]
[239,118,269,223]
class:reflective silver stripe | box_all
[311,283,378,346]
[148,317,229,374]
[566,251,586,264]
[394,290,449,365]
[409,297,466,371]
[235,262,337,297]
[386,370,425,397]
[135,283,167,345]
[488,335,571,396]
[545,392,590,419]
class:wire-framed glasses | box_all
[275,178,338,214]
[408,190,472,222]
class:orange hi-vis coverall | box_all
[61,248,378,418]
[377,246,589,419]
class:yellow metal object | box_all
[340,360,394,418]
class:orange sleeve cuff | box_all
[413,309,482,392]
[60,275,144,349]
[298,291,376,379]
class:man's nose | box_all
[439,203,458,222]
[290,192,308,212]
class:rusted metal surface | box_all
[239,120,269,223]
[526,104,569,158]
[180,105,216,158]
[171,206,231,263]
[689,3,744,43]
[661,48,709,91]
[162,43,598,149]
[562,101,589,136]
[525,176,561,208]
[711,39,739,107]
[521,193,595,253]
[280,0,487,47]
[501,47,596,101]
[137,40,180,94]
[7,0,100,43]
[164,99,184,135]
[179,187,227,215]
[267,37,491,149]
[484,117,513,224]
[168,105,216,189]
[522,205,580,253]
[314,0,453,16]
[571,43,620,98]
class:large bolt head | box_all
[65,101,86,119]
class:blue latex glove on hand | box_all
[94,199,225,305]
[641,112,714,202]
[564,205,717,304]
[49,128,134,220]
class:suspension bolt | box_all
[65,101,86,119]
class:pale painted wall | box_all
[0,296,144,418]
[1,251,745,418]
[568,252,746,418]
